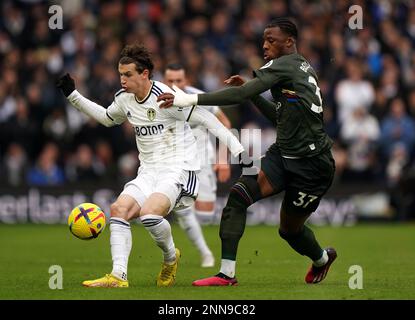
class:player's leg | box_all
[83,194,140,287]
[139,192,181,287]
[278,199,337,284]
[193,170,279,286]
[109,194,141,281]
[140,192,177,263]
[278,151,336,284]
[140,168,199,286]
[278,199,327,263]
[194,165,217,225]
[174,203,215,267]
[174,165,216,267]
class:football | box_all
[68,203,106,240]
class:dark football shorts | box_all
[260,144,335,215]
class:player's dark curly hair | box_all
[267,18,298,40]
[119,44,154,77]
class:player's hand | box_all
[157,85,198,108]
[214,163,231,182]
[157,92,175,108]
[224,75,246,87]
[56,73,75,97]
[238,150,253,168]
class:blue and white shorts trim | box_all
[175,171,199,208]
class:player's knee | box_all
[226,175,261,209]
[110,202,129,219]
[140,203,168,216]
[278,228,300,240]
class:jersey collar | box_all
[134,81,154,104]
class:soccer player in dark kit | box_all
[158,17,337,286]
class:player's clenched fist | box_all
[56,73,76,97]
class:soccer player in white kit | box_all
[57,44,244,287]
[164,63,232,268]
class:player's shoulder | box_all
[271,53,300,67]
[256,53,304,75]
[113,88,134,102]
[114,88,127,97]
[151,80,174,96]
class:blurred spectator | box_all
[380,97,415,161]
[340,107,380,181]
[407,88,415,118]
[0,82,16,123]
[1,96,39,159]
[323,107,340,141]
[117,150,139,184]
[94,140,117,181]
[386,143,409,187]
[335,59,375,123]
[27,142,65,186]
[66,144,100,183]
[2,143,27,186]
[43,108,69,146]
[331,141,348,183]
[0,0,414,194]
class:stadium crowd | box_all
[0,0,415,200]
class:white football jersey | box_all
[185,85,220,166]
[106,81,199,170]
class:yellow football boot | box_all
[157,248,181,287]
[82,274,129,288]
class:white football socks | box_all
[220,259,236,278]
[195,209,215,225]
[140,214,176,264]
[175,206,213,257]
[110,217,132,280]
[313,249,329,267]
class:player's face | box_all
[118,63,149,93]
[164,69,187,90]
[262,27,293,61]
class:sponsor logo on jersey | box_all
[134,124,164,136]
[127,111,132,118]
[147,108,156,121]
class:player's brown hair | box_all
[119,44,154,77]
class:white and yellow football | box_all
[68,203,106,240]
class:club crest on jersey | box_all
[147,108,156,121]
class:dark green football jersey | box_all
[253,53,333,158]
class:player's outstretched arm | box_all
[57,73,115,127]
[224,75,277,124]
[158,78,269,109]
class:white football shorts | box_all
[121,166,199,212]
[196,163,217,202]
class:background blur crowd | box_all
[1,0,415,209]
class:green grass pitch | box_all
[1,223,414,300]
